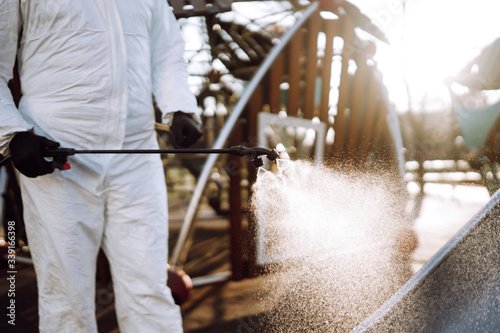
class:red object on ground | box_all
[167,268,193,306]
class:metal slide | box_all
[352,190,500,332]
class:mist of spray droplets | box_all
[249,159,413,332]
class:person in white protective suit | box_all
[0,1,202,332]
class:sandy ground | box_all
[181,183,491,332]
[410,183,491,273]
[0,183,492,332]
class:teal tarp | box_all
[455,100,500,150]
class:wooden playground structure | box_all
[162,0,407,284]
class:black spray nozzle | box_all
[42,148,76,170]
[228,145,279,167]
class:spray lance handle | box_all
[39,145,279,170]
[43,147,76,171]
[0,147,75,170]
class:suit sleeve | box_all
[0,1,33,156]
[151,0,201,125]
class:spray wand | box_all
[0,145,279,170]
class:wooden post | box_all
[229,120,244,280]
[331,15,355,161]
[345,56,368,165]
[246,85,263,277]
[357,70,379,165]
[303,11,321,119]
[287,28,305,117]
[269,53,285,113]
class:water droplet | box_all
[276,159,292,171]
[257,167,270,178]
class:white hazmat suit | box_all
[0,0,200,332]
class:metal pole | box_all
[70,148,232,155]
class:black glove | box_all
[9,131,60,178]
[171,111,202,148]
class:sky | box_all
[349,0,500,112]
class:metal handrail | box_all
[169,1,320,269]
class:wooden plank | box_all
[246,85,263,277]
[356,71,379,164]
[371,101,388,151]
[214,0,233,10]
[319,19,338,124]
[192,0,208,12]
[303,11,322,119]
[168,0,233,18]
[287,28,305,117]
[344,58,368,163]
[229,121,244,281]
[247,84,263,146]
[168,0,186,15]
[331,15,355,160]
[228,29,261,63]
[244,33,269,60]
[269,53,285,113]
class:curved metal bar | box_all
[352,190,500,332]
[169,1,320,268]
